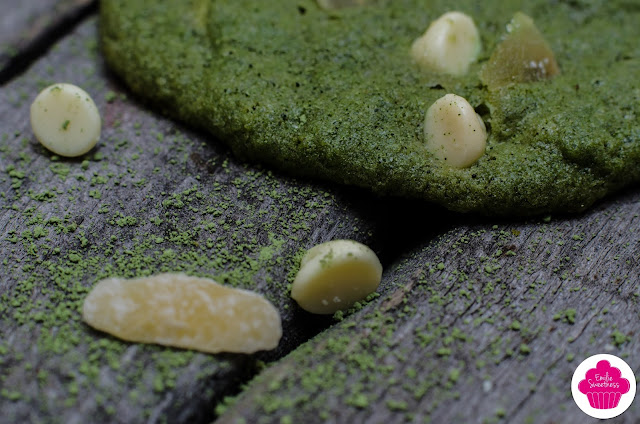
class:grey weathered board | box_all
[0,16,379,424]
[1,3,640,424]
[218,190,640,424]
[0,0,96,83]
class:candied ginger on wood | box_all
[82,273,282,354]
[480,12,560,90]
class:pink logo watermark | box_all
[577,360,630,409]
[572,354,636,419]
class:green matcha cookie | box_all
[100,0,640,215]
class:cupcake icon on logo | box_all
[578,359,631,409]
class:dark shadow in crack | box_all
[0,0,98,85]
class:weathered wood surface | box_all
[0,0,96,83]
[0,17,381,423]
[2,4,640,424]
[219,191,640,424]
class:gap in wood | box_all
[0,0,98,85]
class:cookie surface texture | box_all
[100,0,640,215]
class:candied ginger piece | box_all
[480,12,560,90]
[82,273,282,354]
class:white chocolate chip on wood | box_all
[411,11,481,76]
[82,273,282,354]
[30,83,101,157]
[424,93,487,168]
[291,240,382,314]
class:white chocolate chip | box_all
[30,83,101,157]
[424,93,487,168]
[411,11,481,76]
[291,240,382,314]
[82,273,282,354]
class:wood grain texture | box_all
[0,0,96,82]
[3,3,640,424]
[0,18,380,423]
[217,190,640,424]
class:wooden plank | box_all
[217,190,640,423]
[0,0,96,83]
[0,18,380,423]
[5,4,640,423]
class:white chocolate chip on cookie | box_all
[424,93,487,168]
[411,11,481,76]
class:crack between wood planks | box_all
[0,0,98,85]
